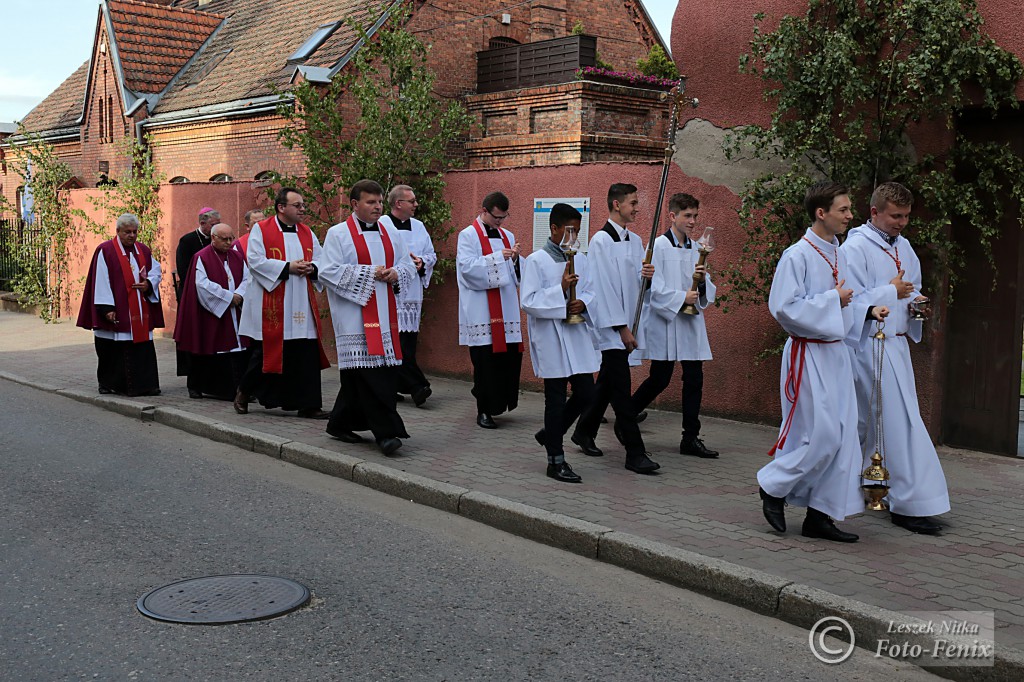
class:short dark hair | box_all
[274,187,301,212]
[804,181,849,222]
[607,183,638,210]
[550,203,582,227]
[870,182,913,211]
[482,191,509,213]
[668,193,699,213]
[350,179,384,201]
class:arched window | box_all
[254,170,275,181]
[209,173,232,182]
[169,176,190,184]
[489,36,519,49]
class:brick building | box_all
[1,0,668,206]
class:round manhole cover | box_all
[137,575,310,624]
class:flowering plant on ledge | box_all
[574,66,677,90]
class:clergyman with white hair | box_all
[76,213,164,397]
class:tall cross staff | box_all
[631,78,698,335]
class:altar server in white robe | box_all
[456,190,523,429]
[236,187,330,418]
[842,181,950,535]
[572,183,659,475]
[758,181,888,543]
[379,184,436,407]
[522,203,601,483]
[632,193,719,459]
[321,180,416,456]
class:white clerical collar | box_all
[805,227,839,248]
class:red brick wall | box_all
[148,114,307,185]
[80,25,135,187]
[409,0,660,101]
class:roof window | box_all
[288,22,342,64]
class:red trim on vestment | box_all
[345,216,402,360]
[472,218,518,354]
[258,217,329,373]
[115,243,150,343]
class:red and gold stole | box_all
[345,216,402,360]
[115,241,150,343]
[259,218,329,373]
[472,219,516,354]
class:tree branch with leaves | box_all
[274,3,471,278]
[724,0,1024,307]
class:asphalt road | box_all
[0,380,938,681]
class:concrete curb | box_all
[56,388,156,419]
[0,370,61,393]
[281,442,360,481]
[598,530,790,616]
[354,462,468,514]
[7,371,1021,681]
[459,491,610,558]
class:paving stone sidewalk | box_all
[3,311,1023,649]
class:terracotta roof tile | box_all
[108,0,223,94]
[19,61,90,132]
[21,0,392,132]
[156,0,378,113]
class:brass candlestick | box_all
[681,226,715,316]
[561,230,585,325]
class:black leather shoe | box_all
[395,393,406,402]
[759,487,786,532]
[636,410,648,424]
[233,390,249,414]
[412,386,432,407]
[802,509,859,542]
[298,408,331,420]
[534,429,546,446]
[625,452,660,474]
[570,432,603,457]
[188,389,203,399]
[680,437,719,458]
[891,513,941,535]
[326,427,364,443]
[377,437,402,456]
[546,461,582,483]
[476,413,497,429]
[98,387,116,395]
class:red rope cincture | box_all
[881,245,901,272]
[767,336,839,456]
[801,236,838,285]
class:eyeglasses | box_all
[488,211,510,221]
[212,234,235,242]
[397,198,419,205]
[287,202,306,210]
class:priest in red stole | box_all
[76,213,164,397]
[320,180,415,456]
[173,223,251,400]
[235,187,330,418]
[455,191,523,429]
